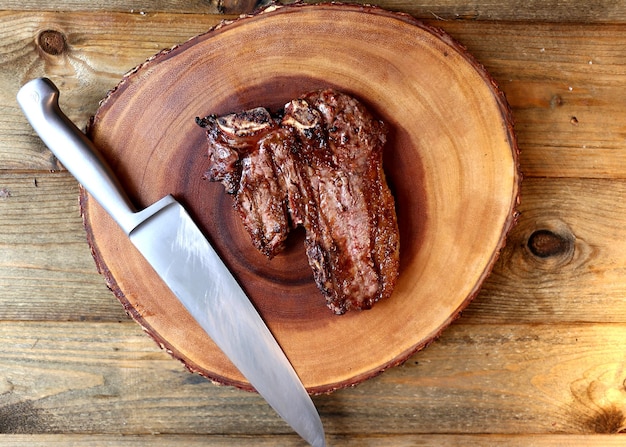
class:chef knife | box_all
[17,77,326,447]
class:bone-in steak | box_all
[196,89,399,314]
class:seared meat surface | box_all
[196,89,399,314]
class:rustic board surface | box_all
[2,13,626,178]
[1,321,626,435]
[2,0,626,445]
[5,175,626,324]
[3,0,626,23]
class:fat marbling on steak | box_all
[196,89,399,314]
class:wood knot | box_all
[218,0,260,14]
[0,187,11,199]
[587,407,626,434]
[38,30,67,55]
[527,229,570,258]
[550,94,563,109]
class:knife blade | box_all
[17,77,326,447]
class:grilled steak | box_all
[196,89,399,314]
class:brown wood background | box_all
[2,1,626,445]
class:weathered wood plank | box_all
[439,21,626,179]
[467,177,626,323]
[0,1,220,13]
[321,0,626,23]
[0,433,625,446]
[0,172,127,321]
[1,321,625,435]
[0,0,259,15]
[3,174,626,324]
[2,12,626,178]
[0,11,227,170]
[4,0,626,23]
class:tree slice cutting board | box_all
[83,3,520,394]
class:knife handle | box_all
[17,78,139,235]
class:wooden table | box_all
[2,1,626,445]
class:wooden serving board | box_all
[82,3,520,394]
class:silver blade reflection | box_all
[130,196,326,447]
